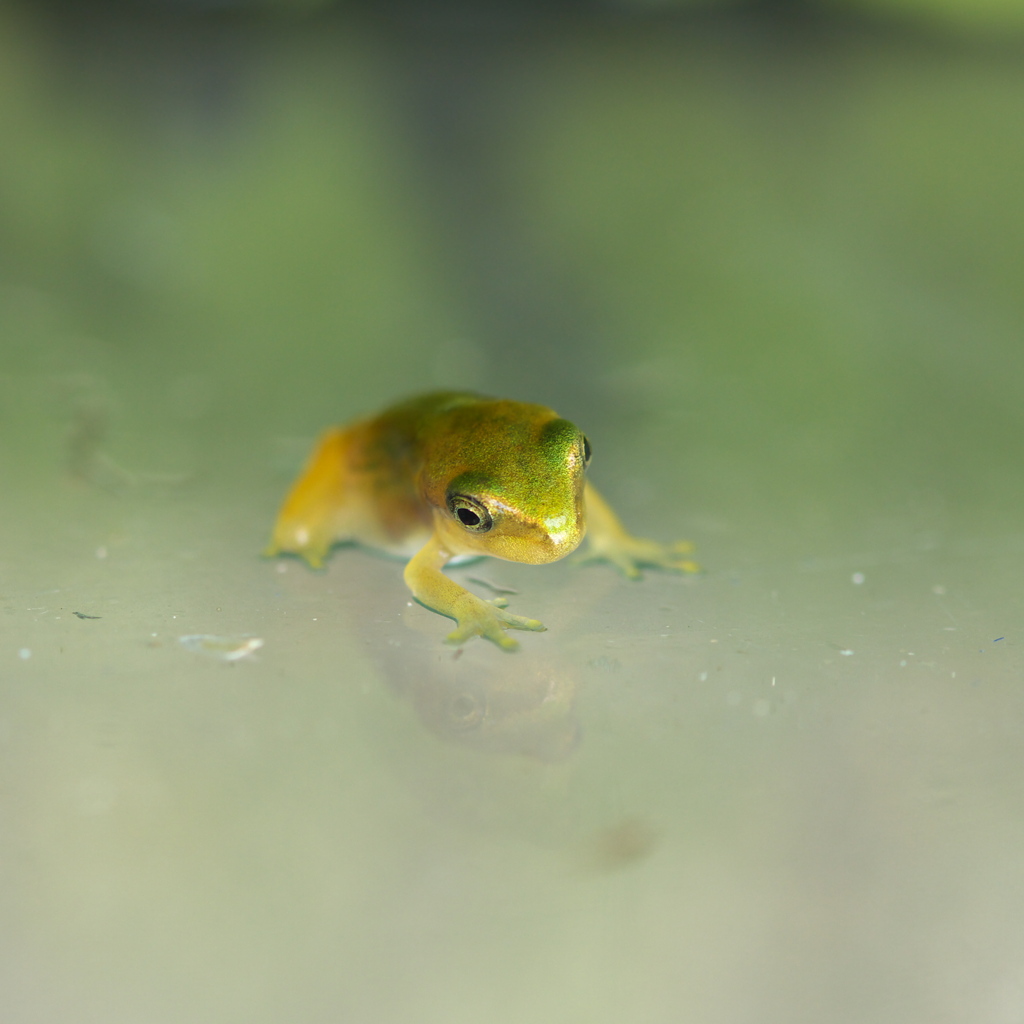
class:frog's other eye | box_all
[582,435,592,466]
[447,494,493,532]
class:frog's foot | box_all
[263,521,334,570]
[445,594,546,652]
[575,537,700,580]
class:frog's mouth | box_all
[485,516,586,564]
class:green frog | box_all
[266,392,697,650]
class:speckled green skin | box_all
[402,392,588,565]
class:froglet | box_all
[266,392,698,651]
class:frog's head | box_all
[423,404,590,564]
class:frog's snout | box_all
[542,512,575,550]
[528,506,586,562]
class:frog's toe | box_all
[498,609,547,633]
[611,556,645,580]
[573,547,643,579]
[445,603,547,652]
[297,548,328,570]
[636,548,701,575]
[264,522,335,570]
[669,557,701,574]
[446,622,521,651]
[263,543,326,570]
[656,541,700,573]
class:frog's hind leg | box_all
[265,427,354,569]
[576,481,700,578]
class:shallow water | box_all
[3,6,1024,1023]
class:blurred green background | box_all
[4,0,1023,545]
[3,2,1024,1022]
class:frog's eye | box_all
[447,494,493,533]
[582,435,592,466]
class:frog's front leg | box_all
[576,481,699,579]
[404,535,546,652]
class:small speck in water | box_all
[73,611,101,620]
[587,818,659,871]
[851,572,865,585]
[18,648,31,660]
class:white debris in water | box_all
[178,634,264,662]
[851,572,865,585]
[17,648,31,660]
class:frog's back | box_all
[335,394,486,553]
[266,393,477,565]
[267,390,566,564]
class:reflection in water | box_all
[311,543,615,761]
[381,639,581,762]
[269,525,601,762]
